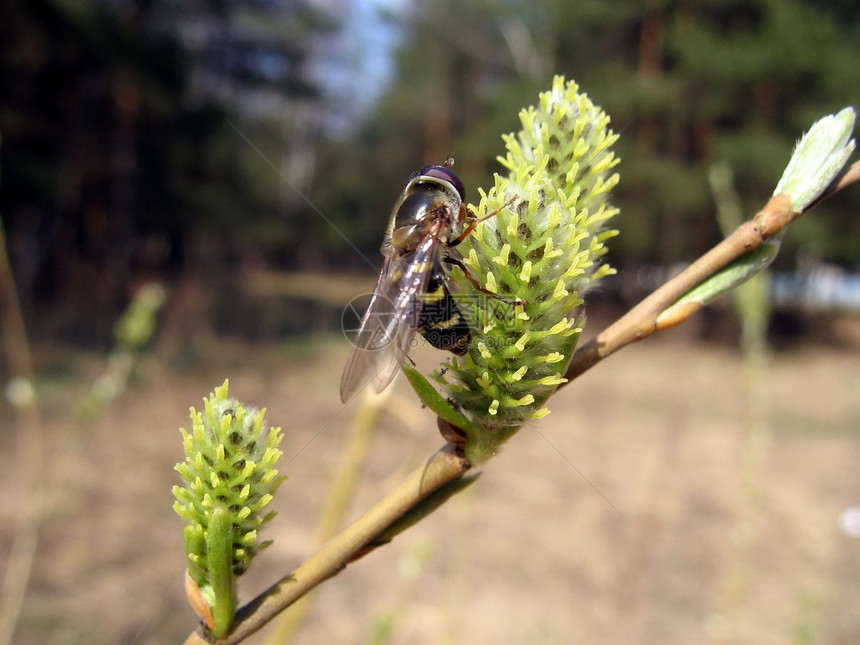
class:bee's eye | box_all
[416,165,466,202]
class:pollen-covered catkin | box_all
[438,76,620,457]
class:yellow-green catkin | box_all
[173,380,285,637]
[439,76,619,454]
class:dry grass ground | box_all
[2,333,858,645]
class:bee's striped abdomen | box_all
[417,270,470,355]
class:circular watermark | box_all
[341,293,399,350]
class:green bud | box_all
[774,107,856,211]
[173,380,285,638]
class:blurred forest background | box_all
[2,0,860,350]
[1,2,860,645]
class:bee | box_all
[340,158,513,403]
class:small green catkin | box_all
[173,380,285,637]
[439,76,619,457]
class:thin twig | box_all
[182,444,470,645]
[563,193,795,381]
[563,158,860,383]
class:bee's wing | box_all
[340,236,440,403]
[339,257,404,402]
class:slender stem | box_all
[565,159,860,383]
[262,389,390,645]
[182,444,470,645]
[564,186,788,383]
[207,509,238,639]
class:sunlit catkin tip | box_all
[438,76,620,459]
[511,366,528,382]
[493,244,511,266]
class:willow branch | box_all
[565,159,860,383]
[816,157,860,203]
[181,155,859,645]
[182,444,470,645]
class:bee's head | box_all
[388,160,468,249]
[413,161,466,203]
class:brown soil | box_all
[2,334,859,645]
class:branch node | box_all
[753,192,795,238]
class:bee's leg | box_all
[443,256,525,306]
[450,197,517,246]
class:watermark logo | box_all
[341,293,398,350]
